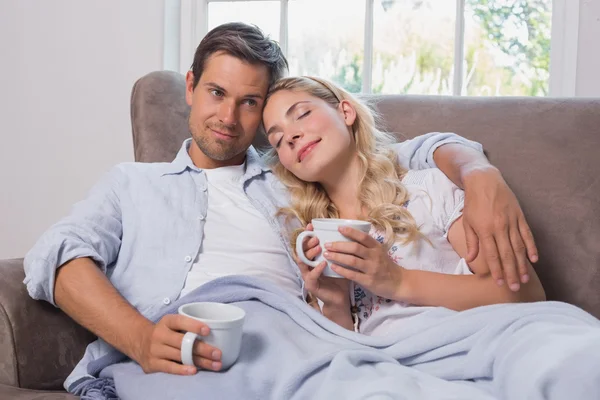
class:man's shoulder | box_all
[103,161,179,189]
[111,161,175,175]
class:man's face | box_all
[185,51,270,167]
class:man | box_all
[24,22,537,391]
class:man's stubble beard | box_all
[189,121,246,161]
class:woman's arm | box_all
[396,217,546,311]
[325,225,546,313]
[322,303,355,331]
[306,292,353,330]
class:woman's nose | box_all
[287,131,303,144]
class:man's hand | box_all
[136,314,223,375]
[462,167,538,292]
[54,258,223,376]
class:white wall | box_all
[577,0,600,96]
[0,0,165,259]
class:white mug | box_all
[296,218,372,278]
[178,302,245,370]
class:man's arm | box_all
[54,258,217,374]
[54,258,155,366]
[393,133,539,292]
[24,166,125,305]
[24,166,221,374]
[433,144,538,292]
[391,132,484,171]
[430,142,490,188]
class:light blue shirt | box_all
[23,133,482,390]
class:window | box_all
[179,0,555,96]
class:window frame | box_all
[167,0,579,96]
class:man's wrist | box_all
[129,317,155,363]
[461,164,502,188]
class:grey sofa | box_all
[1,71,599,399]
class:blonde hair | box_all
[263,76,423,250]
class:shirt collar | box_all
[159,139,197,176]
[160,138,271,178]
[243,145,271,180]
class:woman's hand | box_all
[296,224,351,308]
[323,227,403,300]
[296,258,354,330]
[296,258,351,308]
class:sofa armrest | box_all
[0,259,95,390]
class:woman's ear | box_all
[339,100,357,127]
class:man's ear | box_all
[339,100,357,127]
[185,71,195,106]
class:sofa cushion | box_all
[0,383,77,400]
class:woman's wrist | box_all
[322,298,351,315]
[322,302,354,330]
[391,267,413,303]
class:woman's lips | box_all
[298,140,321,162]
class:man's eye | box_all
[244,99,258,107]
[210,89,224,97]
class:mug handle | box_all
[181,331,199,366]
[296,231,320,267]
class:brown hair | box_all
[190,22,288,89]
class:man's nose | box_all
[218,101,237,127]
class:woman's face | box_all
[262,89,356,182]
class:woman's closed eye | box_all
[274,135,283,149]
[298,110,311,120]
[269,110,311,149]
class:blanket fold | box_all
[71,275,600,400]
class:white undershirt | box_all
[351,169,471,336]
[180,163,300,298]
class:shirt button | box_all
[198,215,205,221]
[163,297,171,305]
[184,255,192,262]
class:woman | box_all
[261,76,546,334]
